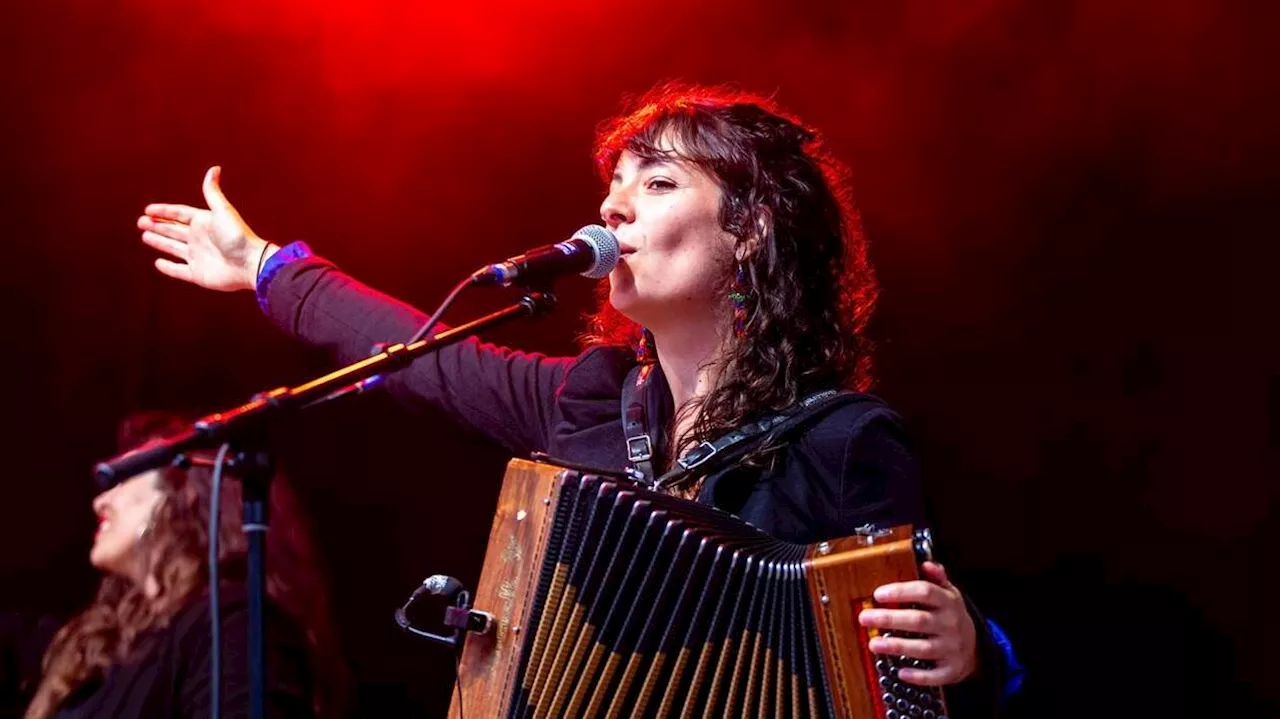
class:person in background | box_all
[24,411,345,719]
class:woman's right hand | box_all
[138,166,276,292]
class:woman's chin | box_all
[608,289,638,318]
[609,287,660,326]
[89,542,120,573]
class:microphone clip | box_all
[394,574,494,650]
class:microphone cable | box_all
[208,442,233,719]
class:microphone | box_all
[420,574,465,597]
[470,225,619,287]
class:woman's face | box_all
[600,145,737,332]
[90,470,163,579]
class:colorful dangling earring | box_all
[729,262,749,338]
[636,326,657,364]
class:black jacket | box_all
[50,587,312,719]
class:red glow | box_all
[136,0,616,93]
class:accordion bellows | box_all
[451,459,949,719]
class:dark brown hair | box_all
[586,83,878,472]
[26,412,344,718]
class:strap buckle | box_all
[676,441,719,471]
[626,435,653,463]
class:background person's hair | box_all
[26,411,345,718]
[585,83,878,476]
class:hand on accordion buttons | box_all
[857,561,978,686]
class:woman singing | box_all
[138,83,1020,715]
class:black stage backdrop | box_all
[0,1,1276,716]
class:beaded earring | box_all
[635,326,657,364]
[729,262,749,338]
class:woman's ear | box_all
[736,206,772,262]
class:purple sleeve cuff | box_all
[988,618,1025,701]
[255,241,315,314]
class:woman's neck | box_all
[651,319,726,424]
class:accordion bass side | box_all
[450,459,948,719]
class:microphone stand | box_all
[93,290,556,719]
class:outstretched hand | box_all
[138,166,274,292]
[858,561,979,686]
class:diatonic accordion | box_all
[450,459,949,719]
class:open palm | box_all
[138,166,269,292]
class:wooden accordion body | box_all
[451,459,948,719]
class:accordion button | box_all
[909,704,922,717]
[883,692,895,705]
[897,698,911,711]
[924,711,936,719]
[886,711,900,719]
[879,676,893,690]
[876,659,892,675]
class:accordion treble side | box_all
[450,458,947,719]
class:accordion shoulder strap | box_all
[621,361,660,484]
[653,388,859,491]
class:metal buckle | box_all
[626,435,653,463]
[677,441,719,470]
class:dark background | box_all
[1,0,1277,716]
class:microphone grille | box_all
[422,574,462,596]
[572,225,619,279]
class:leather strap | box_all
[621,362,658,485]
[654,388,857,491]
[622,359,858,492]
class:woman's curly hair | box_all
[26,412,344,718]
[585,83,878,464]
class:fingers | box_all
[895,663,965,686]
[144,203,200,224]
[858,607,938,635]
[867,635,944,660]
[873,580,952,607]
[863,563,978,687]
[138,214,190,239]
[870,635,969,686]
[139,213,191,261]
[144,166,231,222]
[154,258,194,283]
[142,231,190,262]
[920,561,956,589]
[202,165,229,212]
